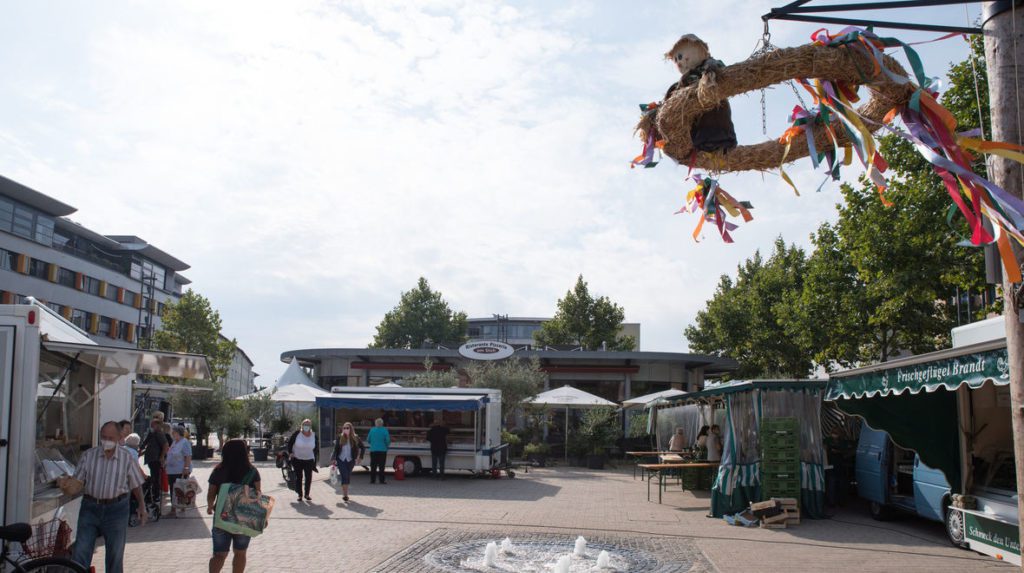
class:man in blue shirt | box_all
[367,418,391,484]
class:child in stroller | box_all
[130,475,162,527]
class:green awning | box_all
[662,379,827,405]
[826,343,1009,400]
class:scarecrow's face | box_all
[671,43,705,75]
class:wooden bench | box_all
[639,462,720,503]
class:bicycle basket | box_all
[22,518,72,559]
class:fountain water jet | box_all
[596,550,611,569]
[574,536,587,557]
[555,554,572,573]
[500,538,514,554]
[483,542,499,567]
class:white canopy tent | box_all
[236,358,330,402]
[527,385,616,461]
[621,389,686,409]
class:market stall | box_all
[827,317,1016,565]
[528,385,616,462]
[238,357,330,421]
[1,300,211,535]
[658,379,827,518]
[315,386,504,475]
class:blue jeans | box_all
[431,451,446,476]
[212,527,251,553]
[72,496,130,573]
[337,459,355,485]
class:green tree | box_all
[402,359,461,388]
[152,289,236,447]
[534,275,636,350]
[466,357,546,423]
[783,38,993,367]
[152,289,236,379]
[371,278,468,349]
[243,390,277,437]
[685,238,811,378]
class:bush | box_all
[270,413,294,436]
[578,407,621,455]
[524,442,550,456]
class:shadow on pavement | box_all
[340,500,383,518]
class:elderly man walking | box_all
[71,420,148,573]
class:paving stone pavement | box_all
[90,459,1016,572]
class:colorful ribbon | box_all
[631,102,665,169]
[677,175,754,243]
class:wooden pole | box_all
[982,3,1024,568]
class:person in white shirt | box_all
[165,425,193,517]
[287,419,319,502]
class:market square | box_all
[1,2,1024,573]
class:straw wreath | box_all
[652,43,915,172]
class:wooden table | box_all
[638,462,720,504]
[625,451,675,480]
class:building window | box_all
[47,302,63,315]
[131,259,166,291]
[82,276,101,296]
[99,316,112,337]
[123,291,136,307]
[0,198,12,233]
[103,285,118,302]
[56,268,75,287]
[28,259,48,280]
[0,249,14,272]
[11,205,33,239]
[468,326,481,336]
[71,309,89,330]
[34,217,54,245]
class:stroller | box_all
[129,476,161,527]
[276,447,298,491]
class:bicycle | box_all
[0,523,86,572]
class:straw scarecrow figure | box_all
[664,34,737,153]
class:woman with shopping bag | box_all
[207,439,272,573]
[331,422,365,502]
[166,425,192,517]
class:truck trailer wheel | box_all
[869,501,893,521]
[945,506,967,548]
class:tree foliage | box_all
[371,278,468,349]
[685,238,811,378]
[684,43,994,373]
[152,289,236,380]
[402,359,461,388]
[467,357,546,422]
[154,289,236,447]
[534,275,636,350]
[243,390,277,436]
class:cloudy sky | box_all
[0,1,983,382]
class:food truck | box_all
[828,317,1018,565]
[315,386,504,475]
[0,301,210,536]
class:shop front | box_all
[827,325,1017,565]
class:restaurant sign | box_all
[458,341,515,361]
[827,347,1009,400]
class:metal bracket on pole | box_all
[763,0,986,34]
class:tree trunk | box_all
[983,5,1024,570]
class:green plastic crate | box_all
[761,417,798,431]
[761,448,800,463]
[762,460,800,474]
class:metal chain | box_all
[751,21,808,135]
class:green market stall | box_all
[659,380,828,518]
[827,338,1018,565]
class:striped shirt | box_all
[74,445,146,500]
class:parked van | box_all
[856,427,953,531]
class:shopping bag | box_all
[327,465,340,487]
[213,479,275,537]
[172,477,202,511]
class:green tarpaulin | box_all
[827,342,1009,492]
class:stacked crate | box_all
[760,417,801,503]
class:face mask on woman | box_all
[342,428,351,436]
[302,425,311,432]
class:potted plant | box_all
[171,382,228,460]
[579,407,621,470]
[502,430,523,459]
[243,391,276,461]
[524,442,551,467]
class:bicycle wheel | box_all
[17,556,88,572]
